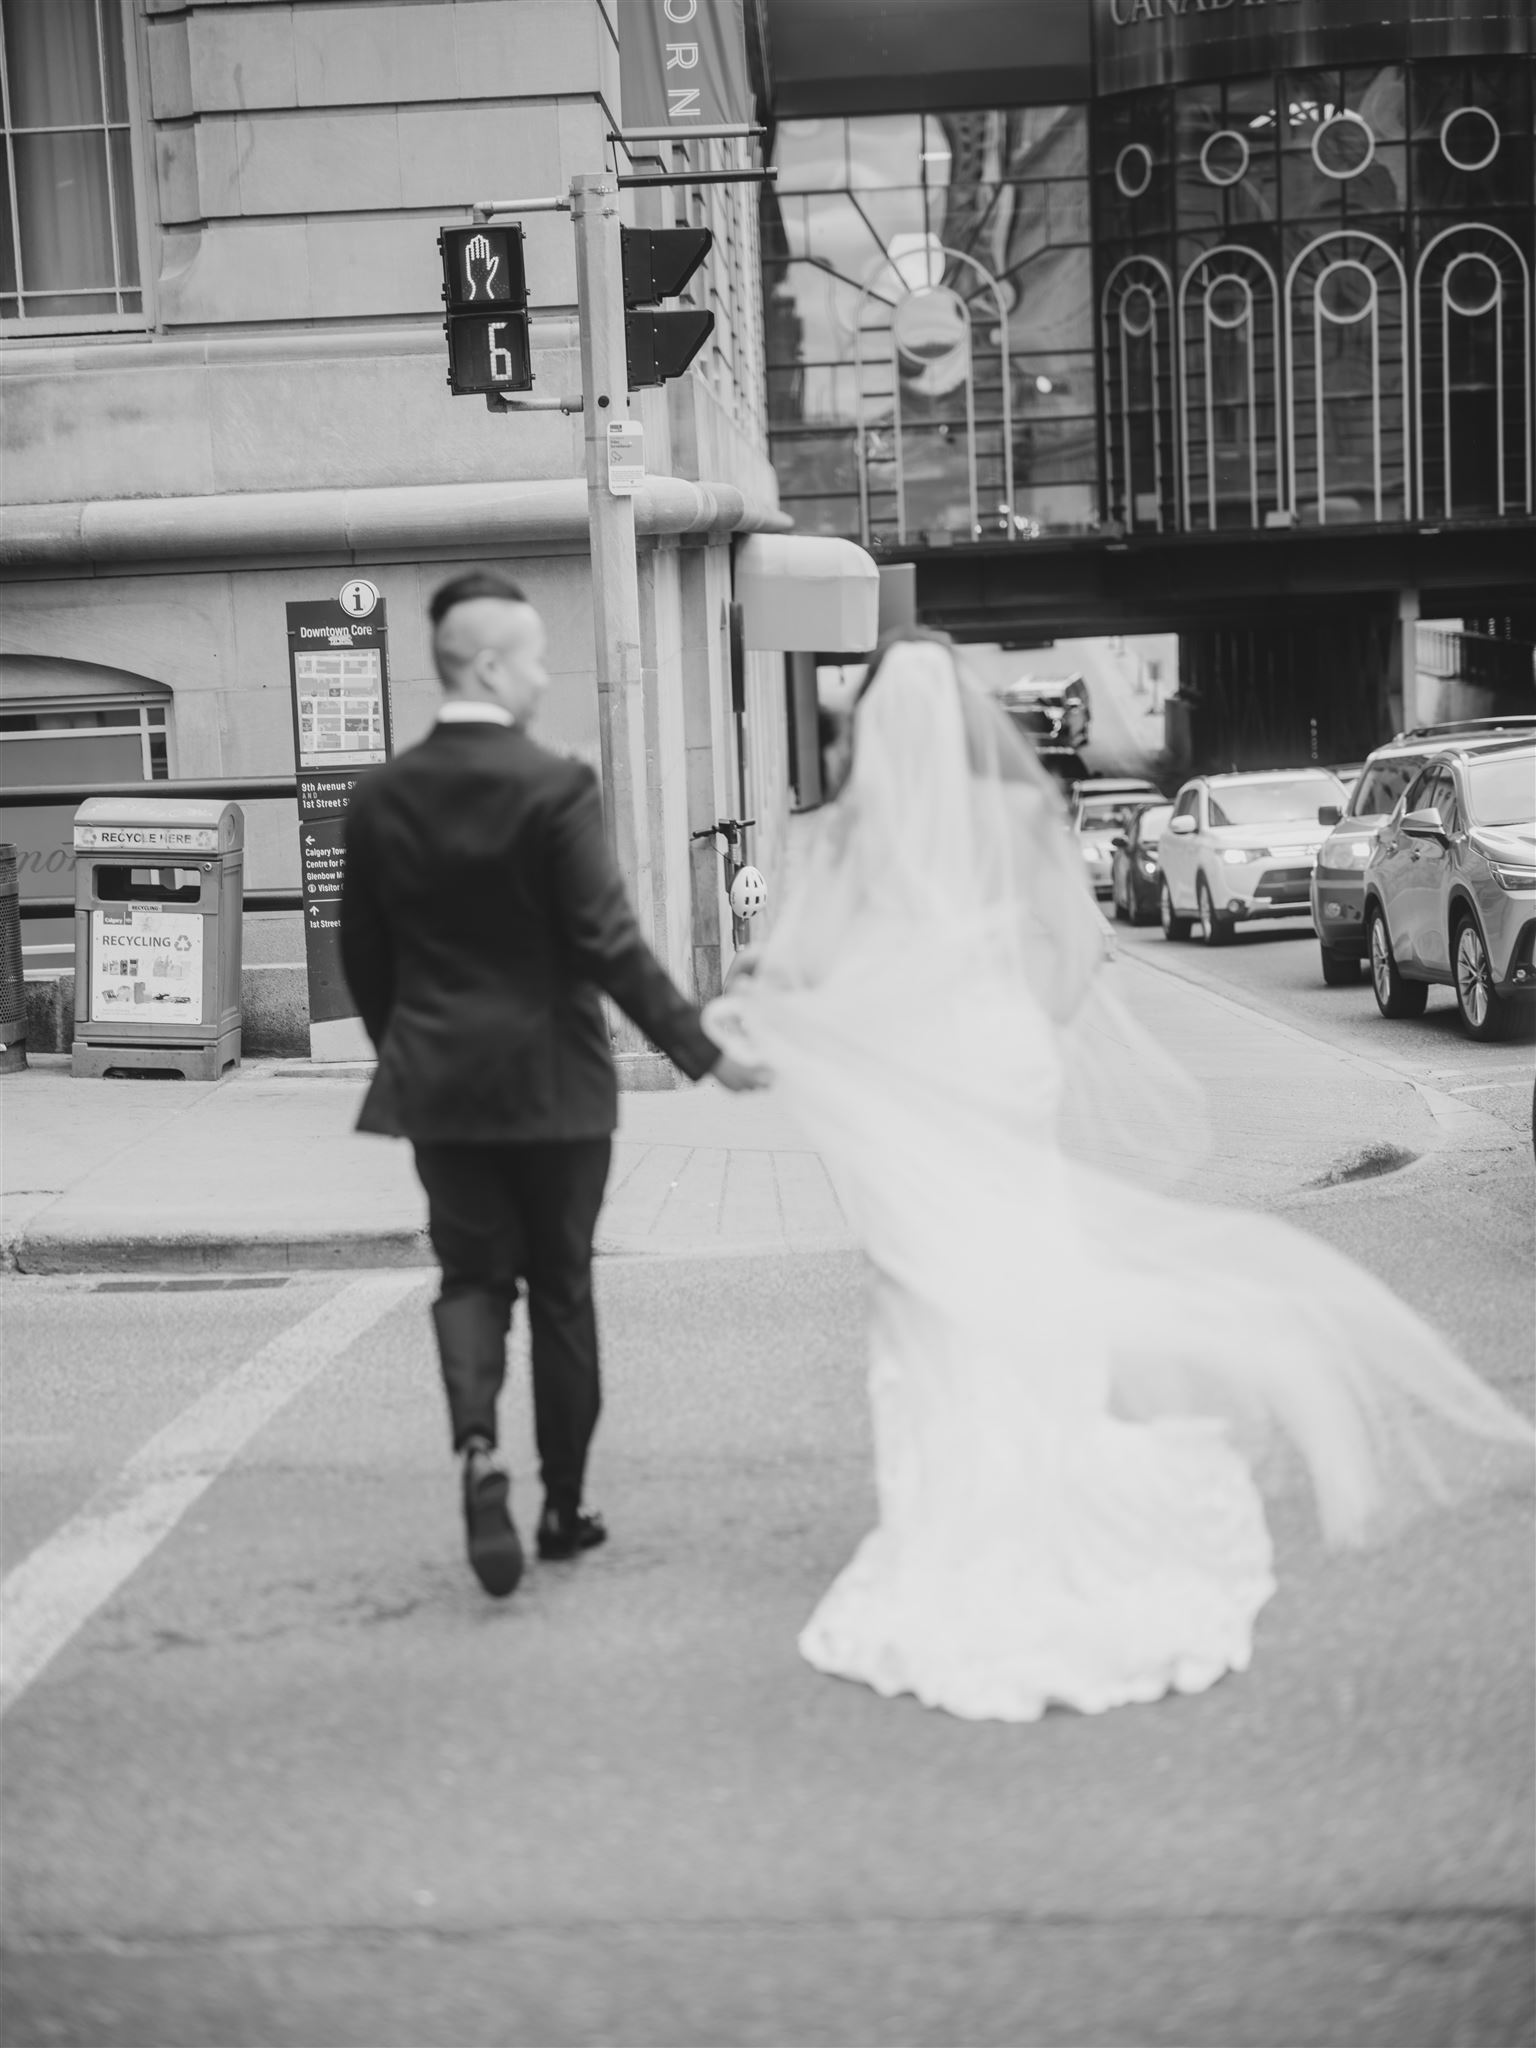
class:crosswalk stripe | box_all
[0,1273,423,1715]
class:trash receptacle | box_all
[71,798,244,1080]
[0,842,25,1076]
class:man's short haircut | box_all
[429,569,530,626]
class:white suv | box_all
[1158,768,1349,946]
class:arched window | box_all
[1285,232,1409,525]
[1102,257,1176,532]
[1415,225,1532,519]
[1179,246,1282,530]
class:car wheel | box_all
[1196,877,1234,947]
[1367,905,1428,1019]
[1319,943,1362,987]
[1160,878,1192,942]
[1453,915,1517,1042]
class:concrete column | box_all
[1390,587,1421,732]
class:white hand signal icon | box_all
[463,233,500,300]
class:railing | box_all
[1,777,304,920]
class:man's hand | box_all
[711,1049,770,1092]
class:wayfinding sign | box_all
[286,594,394,1060]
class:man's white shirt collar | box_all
[437,701,515,727]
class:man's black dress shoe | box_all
[462,1442,523,1597]
[536,1502,608,1560]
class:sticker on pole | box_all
[91,907,203,1024]
[607,419,644,497]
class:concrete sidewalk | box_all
[0,953,1505,1274]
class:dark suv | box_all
[1311,717,1536,986]
[1363,740,1536,1040]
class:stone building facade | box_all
[1,0,795,1025]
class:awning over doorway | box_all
[735,534,880,654]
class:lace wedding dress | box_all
[706,639,1531,1724]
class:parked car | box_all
[1363,739,1536,1040]
[1110,800,1173,924]
[1075,790,1164,900]
[1069,775,1161,817]
[1000,675,1090,755]
[1158,768,1348,945]
[1312,718,1536,986]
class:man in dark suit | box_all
[341,569,763,1598]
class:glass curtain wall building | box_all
[1098,55,1532,536]
[760,7,1534,556]
[764,109,1099,545]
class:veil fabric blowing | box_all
[705,638,1531,1723]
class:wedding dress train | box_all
[707,640,1531,1723]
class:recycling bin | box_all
[71,798,244,1080]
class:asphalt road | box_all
[2,958,1533,2047]
[1106,905,1536,1143]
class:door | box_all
[1393,765,1453,970]
[1160,786,1200,908]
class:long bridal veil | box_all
[707,637,1531,1572]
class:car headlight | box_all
[1081,843,1103,863]
[1321,837,1373,871]
[1489,860,1536,891]
[1138,852,1158,873]
[1327,835,1384,868]
[1221,846,1270,865]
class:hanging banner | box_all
[286,594,394,1061]
[618,0,750,130]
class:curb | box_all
[7,1225,864,1277]
[8,1228,437,1277]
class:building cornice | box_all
[0,476,792,577]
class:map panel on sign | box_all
[293,649,388,770]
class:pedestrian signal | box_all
[439,224,533,395]
[621,226,715,389]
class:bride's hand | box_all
[722,945,762,991]
[711,1049,771,1092]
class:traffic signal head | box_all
[621,227,712,306]
[624,308,715,388]
[439,224,533,396]
[621,226,715,389]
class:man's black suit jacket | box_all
[339,719,719,1143]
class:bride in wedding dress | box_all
[705,631,1532,1724]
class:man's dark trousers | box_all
[413,1138,611,1513]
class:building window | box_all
[0,700,168,783]
[763,107,1099,547]
[1415,225,1532,520]
[0,0,141,323]
[1285,231,1409,526]
[1179,247,1282,531]
[1102,256,1176,533]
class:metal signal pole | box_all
[570,172,655,964]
